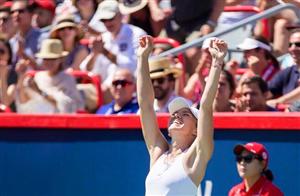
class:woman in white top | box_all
[137,35,227,195]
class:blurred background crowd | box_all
[0,0,300,114]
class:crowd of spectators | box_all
[0,0,300,114]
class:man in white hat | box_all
[80,0,146,103]
[80,0,146,77]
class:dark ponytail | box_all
[262,169,274,181]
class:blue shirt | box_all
[10,27,42,65]
[268,65,300,97]
[96,98,139,115]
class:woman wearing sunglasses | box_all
[137,35,227,195]
[229,142,283,196]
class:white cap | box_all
[97,0,120,21]
[168,97,199,119]
[202,37,217,49]
[237,38,271,52]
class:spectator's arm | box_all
[268,70,285,98]
[281,0,300,6]
[267,86,300,107]
[0,64,9,105]
[200,0,226,35]
[148,0,168,22]
[82,36,110,71]
[71,47,89,70]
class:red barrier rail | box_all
[0,113,299,130]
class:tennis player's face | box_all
[168,108,197,137]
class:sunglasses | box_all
[236,154,262,164]
[123,0,141,6]
[10,8,27,15]
[289,42,300,48]
[0,17,10,23]
[0,48,6,54]
[112,80,133,88]
[151,77,166,85]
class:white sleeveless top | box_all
[145,152,198,196]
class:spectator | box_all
[229,142,283,196]
[71,0,98,38]
[0,36,15,108]
[149,57,182,113]
[32,0,56,41]
[96,68,138,115]
[236,36,280,96]
[10,0,41,68]
[268,29,300,107]
[213,70,236,112]
[15,39,84,113]
[255,0,298,56]
[152,0,225,74]
[80,0,146,77]
[218,0,257,26]
[238,37,280,79]
[119,0,164,36]
[80,0,146,103]
[0,5,17,40]
[50,14,89,70]
[87,1,106,34]
[72,0,97,23]
[137,35,227,195]
[180,37,217,104]
[236,76,277,112]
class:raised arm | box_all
[185,38,227,186]
[136,36,168,167]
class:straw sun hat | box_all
[35,39,69,59]
[118,0,148,15]
[50,14,82,40]
[149,57,182,79]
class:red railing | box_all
[26,70,103,112]
[0,113,299,130]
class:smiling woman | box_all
[137,35,227,195]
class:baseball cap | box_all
[33,0,56,15]
[234,142,269,167]
[97,0,119,21]
[237,38,271,52]
[168,97,199,119]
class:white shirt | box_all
[145,151,198,196]
[80,23,146,87]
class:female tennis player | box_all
[137,35,227,195]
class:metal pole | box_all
[157,3,300,58]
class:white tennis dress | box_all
[145,151,198,196]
